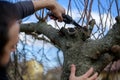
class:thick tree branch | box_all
[20,21,67,48]
[20,17,120,80]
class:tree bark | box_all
[20,16,120,80]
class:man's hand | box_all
[33,0,65,22]
[69,64,98,80]
[47,0,65,22]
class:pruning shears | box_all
[48,12,82,28]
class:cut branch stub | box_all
[88,19,96,37]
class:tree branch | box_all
[20,21,67,48]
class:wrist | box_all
[32,0,54,11]
[43,0,56,10]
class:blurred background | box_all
[4,0,120,80]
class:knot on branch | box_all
[111,45,120,53]
[59,27,77,37]
[111,45,120,60]
[67,28,76,36]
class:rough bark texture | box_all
[20,16,120,80]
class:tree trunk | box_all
[20,16,120,80]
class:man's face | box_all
[1,21,20,65]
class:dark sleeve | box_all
[15,1,35,19]
[0,66,8,80]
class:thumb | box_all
[70,64,76,77]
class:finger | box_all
[95,78,98,80]
[111,61,116,71]
[95,77,99,80]
[116,60,120,70]
[70,64,76,77]
[83,67,94,78]
[58,14,63,22]
[89,72,98,80]
[63,9,66,14]
[58,17,63,22]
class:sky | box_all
[6,0,120,71]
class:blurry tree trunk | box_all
[20,16,120,80]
